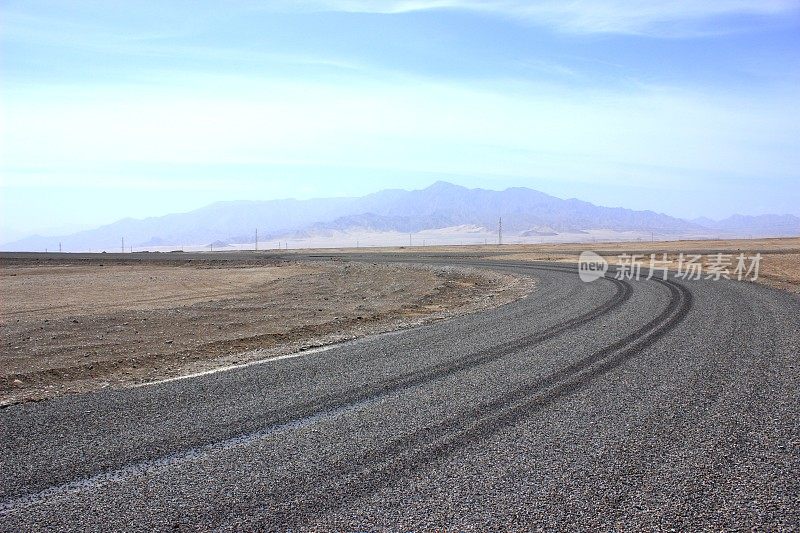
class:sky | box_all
[2,0,800,241]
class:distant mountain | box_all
[3,197,360,252]
[347,181,700,234]
[690,216,718,228]
[693,214,800,237]
[3,181,796,251]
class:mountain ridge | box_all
[3,182,798,251]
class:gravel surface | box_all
[0,254,798,531]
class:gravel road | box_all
[1,254,798,531]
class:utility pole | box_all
[409,233,412,246]
[498,217,503,246]
[59,242,62,253]
[255,228,258,252]
[121,237,125,253]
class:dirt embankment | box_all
[0,257,532,405]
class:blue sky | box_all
[2,0,799,241]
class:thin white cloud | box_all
[283,0,800,36]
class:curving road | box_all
[1,256,798,531]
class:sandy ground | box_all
[300,237,800,294]
[0,257,532,406]
[480,237,800,294]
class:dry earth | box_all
[481,237,800,294]
[301,237,800,294]
[0,257,532,406]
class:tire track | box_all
[234,276,693,529]
[238,264,630,432]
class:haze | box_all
[2,0,800,242]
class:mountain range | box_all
[3,181,799,251]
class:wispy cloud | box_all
[283,0,800,36]
[0,9,364,74]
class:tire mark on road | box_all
[246,265,630,433]
[237,277,693,529]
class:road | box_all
[1,255,798,531]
